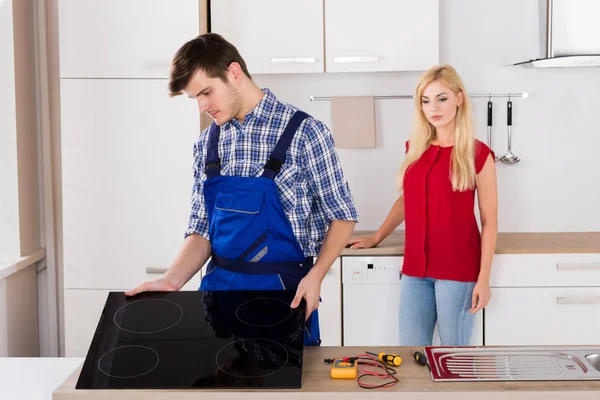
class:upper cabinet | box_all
[325,0,439,73]
[58,0,199,78]
[210,0,325,74]
[209,0,438,74]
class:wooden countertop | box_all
[53,346,600,399]
[341,231,600,256]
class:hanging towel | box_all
[330,96,376,148]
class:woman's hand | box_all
[470,280,491,313]
[346,235,380,249]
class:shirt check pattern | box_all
[185,89,358,256]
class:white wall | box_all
[253,0,600,232]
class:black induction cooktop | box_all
[76,290,307,389]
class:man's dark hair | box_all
[168,33,251,97]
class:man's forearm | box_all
[164,234,212,290]
[311,220,356,281]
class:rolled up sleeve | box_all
[301,119,359,224]
[185,133,210,240]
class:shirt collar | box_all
[224,88,277,129]
[245,88,277,124]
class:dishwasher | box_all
[342,256,483,346]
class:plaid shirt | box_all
[185,89,358,256]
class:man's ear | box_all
[227,62,243,84]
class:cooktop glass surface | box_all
[76,290,306,389]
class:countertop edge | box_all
[341,231,600,256]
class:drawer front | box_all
[485,287,600,346]
[490,253,600,287]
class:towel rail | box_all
[308,92,529,101]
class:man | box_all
[125,33,358,346]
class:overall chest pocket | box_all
[210,191,267,258]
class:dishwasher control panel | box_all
[342,256,403,283]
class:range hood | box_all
[514,0,600,68]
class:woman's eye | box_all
[439,98,447,102]
[422,100,429,104]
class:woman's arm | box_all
[470,154,498,313]
[347,195,405,249]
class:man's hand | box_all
[125,278,178,297]
[290,270,322,321]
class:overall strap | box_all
[204,123,221,179]
[261,110,309,180]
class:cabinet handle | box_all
[270,57,316,64]
[146,267,168,274]
[556,297,600,305]
[143,61,170,70]
[556,263,600,271]
[333,56,380,64]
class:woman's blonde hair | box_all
[397,65,475,192]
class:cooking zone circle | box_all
[113,299,183,334]
[97,345,160,379]
[215,338,289,379]
[235,297,292,327]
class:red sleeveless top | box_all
[402,139,494,282]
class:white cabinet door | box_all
[319,257,342,346]
[325,0,439,72]
[58,0,199,78]
[485,287,600,346]
[211,0,324,74]
[60,79,201,290]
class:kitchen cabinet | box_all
[58,0,199,78]
[485,286,600,346]
[319,257,342,346]
[60,79,200,290]
[489,253,600,288]
[210,0,438,74]
[485,253,600,346]
[210,0,324,74]
[324,0,439,73]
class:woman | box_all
[348,65,498,346]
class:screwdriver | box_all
[412,350,428,366]
[366,351,402,367]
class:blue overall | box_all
[199,110,321,346]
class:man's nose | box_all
[197,98,209,113]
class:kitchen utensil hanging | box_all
[499,98,520,164]
[487,98,498,162]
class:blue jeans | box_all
[399,275,476,346]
